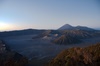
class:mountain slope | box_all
[47,43,100,66]
[52,30,95,44]
[32,29,100,45]
[53,35,81,44]
[61,30,92,38]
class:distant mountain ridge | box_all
[0,24,96,37]
[58,24,95,31]
[0,29,45,38]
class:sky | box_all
[0,0,100,31]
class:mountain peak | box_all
[64,24,72,26]
[58,24,73,30]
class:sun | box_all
[0,22,12,31]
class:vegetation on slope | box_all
[47,43,100,66]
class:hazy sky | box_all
[0,0,100,31]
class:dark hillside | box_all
[0,40,28,66]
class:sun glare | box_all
[0,22,12,31]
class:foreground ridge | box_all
[47,43,100,66]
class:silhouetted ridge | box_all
[0,29,44,37]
